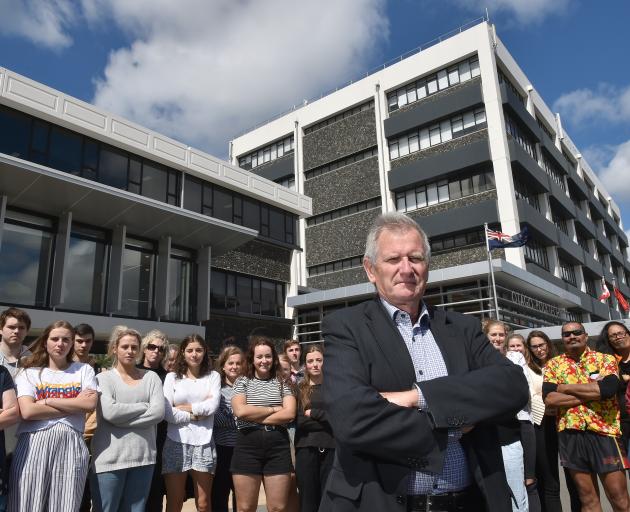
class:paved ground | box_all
[174,465,627,511]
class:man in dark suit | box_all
[320,213,529,512]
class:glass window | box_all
[82,140,99,179]
[437,70,449,90]
[448,66,460,85]
[30,120,49,163]
[99,146,129,190]
[429,125,441,146]
[167,253,194,322]
[405,189,416,211]
[388,94,398,111]
[397,92,408,108]
[210,270,227,310]
[141,163,168,202]
[64,229,108,312]
[269,208,284,241]
[440,120,452,142]
[406,84,417,103]
[449,180,462,199]
[261,280,276,316]
[48,127,82,175]
[470,59,480,77]
[183,176,202,213]
[408,134,419,153]
[416,186,427,208]
[427,75,438,94]
[416,80,427,99]
[474,108,486,124]
[121,241,155,319]
[399,137,409,157]
[0,106,31,159]
[396,192,406,212]
[452,116,464,133]
[242,198,259,231]
[463,111,475,129]
[389,141,399,160]
[461,176,473,196]
[419,128,430,149]
[459,60,471,81]
[213,188,232,222]
[0,220,53,307]
[427,183,439,205]
[437,180,449,202]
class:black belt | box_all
[407,489,471,512]
[240,425,286,432]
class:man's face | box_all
[286,344,300,365]
[364,228,428,310]
[1,317,28,347]
[74,334,94,359]
[561,323,588,355]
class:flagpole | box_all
[484,223,500,319]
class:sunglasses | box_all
[146,343,166,353]
[561,329,585,337]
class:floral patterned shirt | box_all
[543,348,621,436]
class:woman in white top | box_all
[9,320,97,512]
[163,334,220,512]
[90,328,165,512]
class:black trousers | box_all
[211,444,236,512]
[295,447,334,512]
[534,416,562,512]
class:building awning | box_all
[0,154,256,255]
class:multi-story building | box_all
[231,19,630,344]
[0,66,311,351]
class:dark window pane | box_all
[30,120,49,163]
[121,246,154,319]
[99,146,128,189]
[448,181,462,199]
[460,177,473,196]
[184,177,202,212]
[213,188,232,222]
[64,235,107,312]
[141,162,167,202]
[82,140,99,179]
[269,208,284,241]
[237,275,252,313]
[203,185,213,212]
[128,158,142,184]
[261,281,275,316]
[243,199,260,231]
[0,107,31,158]
[211,270,226,310]
[47,127,82,175]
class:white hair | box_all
[364,212,431,264]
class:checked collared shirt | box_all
[381,299,471,495]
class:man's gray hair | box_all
[364,212,431,264]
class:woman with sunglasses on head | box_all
[597,322,630,454]
[9,321,98,512]
[136,330,169,512]
[526,330,567,512]
[90,327,165,512]
[211,346,244,512]
[231,336,296,512]
[162,334,221,512]
[295,344,334,512]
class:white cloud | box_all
[554,83,630,127]
[83,0,388,156]
[0,0,76,49]
[454,0,571,24]
[597,140,630,202]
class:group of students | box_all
[483,318,630,512]
[0,306,333,512]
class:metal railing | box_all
[234,16,488,137]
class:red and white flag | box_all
[614,287,630,312]
[599,279,611,303]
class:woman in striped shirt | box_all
[231,336,296,512]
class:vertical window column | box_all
[197,246,211,323]
[50,212,72,307]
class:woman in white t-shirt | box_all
[162,334,220,512]
[9,320,97,512]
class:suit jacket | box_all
[319,299,529,512]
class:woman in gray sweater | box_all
[90,328,165,512]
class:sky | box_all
[0,0,628,229]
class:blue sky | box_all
[0,0,629,229]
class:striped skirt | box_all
[8,422,89,512]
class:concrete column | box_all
[374,82,394,213]
[477,29,524,268]
[292,120,306,292]
[155,236,172,319]
[0,195,6,251]
[197,246,211,322]
[548,246,560,279]
[106,224,126,313]
[50,211,72,307]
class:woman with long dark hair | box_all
[231,336,296,512]
[163,334,220,512]
[9,320,97,512]
[295,344,334,512]
[526,330,563,512]
[91,327,165,512]
[211,346,244,512]
[596,321,630,451]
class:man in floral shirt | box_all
[543,321,629,512]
